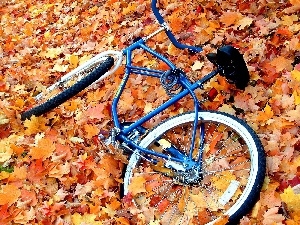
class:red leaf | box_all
[0,204,11,224]
[289,175,300,187]
[27,159,46,182]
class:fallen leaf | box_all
[0,184,21,206]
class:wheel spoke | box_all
[124,112,265,224]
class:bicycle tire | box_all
[21,56,114,121]
[124,111,265,224]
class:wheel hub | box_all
[174,166,203,185]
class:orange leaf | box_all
[27,158,46,182]
[29,138,55,159]
[86,103,105,120]
[24,22,33,36]
[0,184,21,206]
[290,0,300,6]
[128,176,146,196]
[116,217,130,225]
[0,204,10,223]
[220,12,242,27]
[257,104,274,122]
[84,124,100,139]
[69,54,79,68]
[270,56,293,72]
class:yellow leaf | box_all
[191,61,204,71]
[281,15,298,26]
[69,54,79,68]
[48,162,70,178]
[212,171,236,190]
[0,113,9,125]
[190,192,207,209]
[72,213,102,225]
[24,115,48,135]
[167,43,181,56]
[291,69,300,82]
[237,16,254,30]
[293,90,300,105]
[52,64,69,72]
[0,171,10,180]
[79,55,93,65]
[158,139,171,149]
[41,47,63,59]
[149,220,160,225]
[0,139,13,163]
[264,104,274,118]
[0,184,21,206]
[144,102,153,114]
[44,30,52,40]
[280,186,300,213]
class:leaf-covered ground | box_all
[1,0,300,224]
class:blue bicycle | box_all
[21,0,265,224]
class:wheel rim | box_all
[124,112,260,224]
[35,50,122,102]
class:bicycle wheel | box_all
[21,56,115,121]
[124,111,265,224]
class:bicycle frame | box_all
[108,32,221,169]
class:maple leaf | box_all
[292,90,300,105]
[270,56,293,72]
[40,47,63,59]
[280,186,300,213]
[262,207,285,225]
[0,171,9,181]
[290,0,300,6]
[0,139,13,163]
[8,166,27,182]
[48,162,70,178]
[13,207,35,224]
[257,104,274,123]
[69,54,79,68]
[128,176,147,196]
[84,124,100,139]
[86,103,106,120]
[191,61,204,71]
[71,213,102,225]
[23,116,48,135]
[220,12,242,27]
[29,137,55,160]
[291,69,300,82]
[0,113,9,125]
[0,204,10,225]
[236,16,254,30]
[27,158,46,183]
[260,182,282,208]
[51,63,69,72]
[0,184,21,206]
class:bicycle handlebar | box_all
[151,0,202,53]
